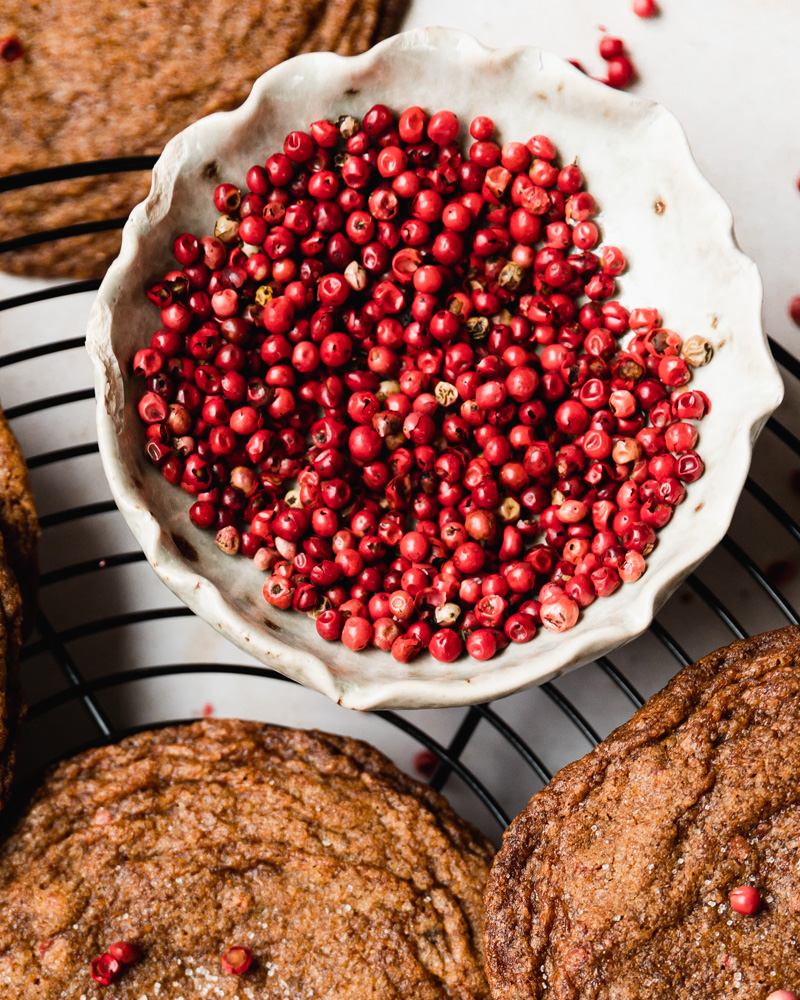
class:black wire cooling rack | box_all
[1,158,799,840]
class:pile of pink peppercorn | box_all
[133,104,712,664]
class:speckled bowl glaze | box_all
[87,27,783,710]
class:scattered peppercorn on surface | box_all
[0,719,493,997]
[133,105,712,666]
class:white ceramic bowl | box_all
[86,27,783,710]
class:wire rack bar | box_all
[38,500,118,530]
[0,337,87,368]
[33,610,114,736]
[540,681,602,746]
[767,417,800,456]
[769,337,800,381]
[429,705,483,792]
[474,704,553,784]
[0,156,158,192]
[594,656,646,708]
[649,620,692,667]
[374,708,509,828]
[0,219,129,255]
[26,663,287,721]
[0,281,101,313]
[720,537,800,625]
[20,607,195,661]
[744,477,800,545]
[27,442,99,470]
[685,574,746,639]
[5,388,94,421]
[39,551,146,587]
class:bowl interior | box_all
[88,28,782,709]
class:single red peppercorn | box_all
[540,594,580,632]
[214,182,241,213]
[599,36,625,60]
[221,945,253,975]
[391,633,424,662]
[310,119,339,147]
[427,110,459,146]
[606,55,636,89]
[469,116,494,140]
[341,615,373,651]
[504,612,538,644]
[429,628,463,662]
[729,885,761,915]
[0,35,24,62]
[284,130,314,162]
[466,628,498,662]
[90,954,121,985]
[398,106,426,143]
[108,941,142,965]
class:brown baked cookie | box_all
[0,0,408,278]
[0,533,22,811]
[0,405,38,634]
[484,626,800,1000]
[0,719,493,998]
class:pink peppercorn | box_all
[90,954,120,986]
[0,35,24,62]
[341,616,373,651]
[430,629,463,662]
[221,946,253,975]
[108,941,142,965]
[466,629,498,661]
[132,106,711,669]
[606,56,636,90]
[729,885,761,915]
[391,633,424,662]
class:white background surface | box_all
[405,0,800,355]
[1,0,799,841]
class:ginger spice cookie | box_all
[0,719,493,998]
[485,627,800,1000]
[0,405,39,634]
[0,533,22,811]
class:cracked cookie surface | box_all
[0,406,38,633]
[0,718,493,998]
[0,534,22,813]
[485,626,800,1000]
